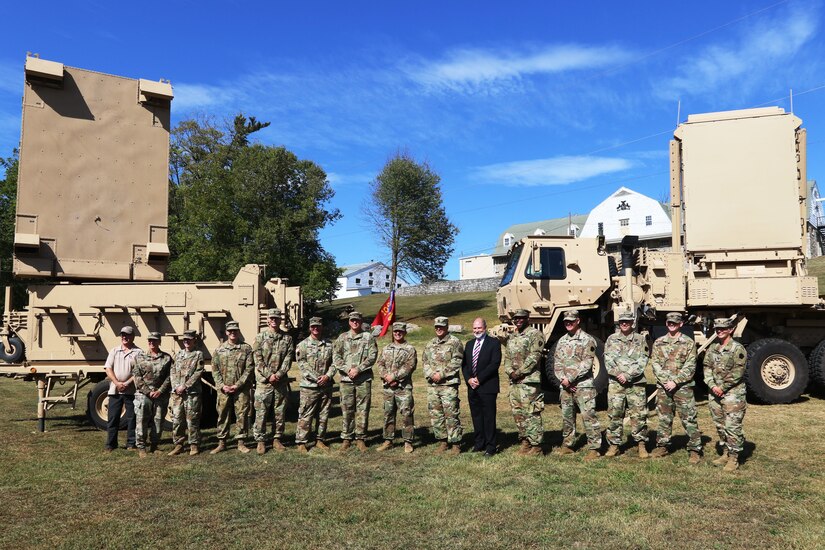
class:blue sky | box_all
[1,0,824,281]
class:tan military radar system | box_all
[0,55,303,430]
[497,107,825,404]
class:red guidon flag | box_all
[371,290,396,337]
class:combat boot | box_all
[257,441,266,455]
[296,444,308,453]
[272,439,286,452]
[605,444,621,457]
[688,450,702,464]
[435,441,449,454]
[555,446,575,455]
[448,444,461,456]
[517,439,531,455]
[376,440,393,452]
[526,445,543,457]
[404,442,414,453]
[138,448,148,459]
[210,440,226,455]
[356,440,368,452]
[583,449,601,461]
[189,444,199,456]
[149,442,158,454]
[315,440,330,451]
[339,440,352,452]
[712,449,729,466]
[637,442,649,458]
[237,440,251,454]
[650,446,669,458]
[168,444,184,456]
[723,454,739,472]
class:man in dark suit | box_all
[462,317,502,456]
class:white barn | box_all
[579,187,672,251]
[335,262,409,300]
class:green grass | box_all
[1,291,825,548]
[807,255,825,295]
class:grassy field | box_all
[1,291,824,548]
[807,255,825,295]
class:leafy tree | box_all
[365,152,457,286]
[169,115,342,301]
[0,153,27,312]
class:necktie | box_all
[472,339,480,377]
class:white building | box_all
[579,187,672,251]
[805,179,824,258]
[458,254,495,280]
[335,262,409,300]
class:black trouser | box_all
[106,393,136,449]
[468,390,497,453]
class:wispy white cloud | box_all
[173,82,242,110]
[327,171,375,188]
[657,6,817,100]
[472,156,633,186]
[0,60,22,95]
[406,44,633,91]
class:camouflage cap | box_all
[267,308,282,318]
[182,329,197,340]
[562,310,580,321]
[513,309,530,318]
[617,312,635,322]
[309,316,323,327]
[225,320,240,331]
[665,312,683,323]
[147,331,161,341]
[434,316,449,327]
[120,326,134,335]
[348,311,363,321]
[713,317,734,329]
[392,322,407,332]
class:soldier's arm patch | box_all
[738,353,745,360]
[590,346,595,352]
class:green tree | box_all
[365,152,457,286]
[169,115,342,302]
[0,153,27,312]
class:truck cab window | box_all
[525,247,566,280]
[499,244,523,286]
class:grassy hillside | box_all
[808,255,825,295]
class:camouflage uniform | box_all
[252,329,294,443]
[295,335,335,444]
[649,332,701,452]
[504,326,545,447]
[554,329,602,450]
[132,350,172,450]
[333,330,377,441]
[169,349,204,446]
[212,340,255,442]
[377,341,417,443]
[703,339,747,457]
[604,331,649,445]
[422,333,464,444]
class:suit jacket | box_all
[462,335,501,394]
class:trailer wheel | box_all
[746,338,808,404]
[543,338,607,393]
[87,380,127,430]
[807,340,825,391]
[0,336,24,363]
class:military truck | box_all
[496,107,825,404]
[0,55,303,430]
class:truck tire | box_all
[807,340,825,391]
[746,338,808,404]
[543,338,607,393]
[0,336,24,363]
[87,379,127,430]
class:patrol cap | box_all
[392,322,407,332]
[120,326,134,335]
[513,309,530,319]
[434,316,449,327]
[309,316,323,327]
[562,310,580,321]
[713,318,734,329]
[617,312,634,322]
[665,312,683,323]
[267,308,282,318]
[147,331,161,341]
[348,311,363,321]
[182,330,197,340]
[225,320,240,331]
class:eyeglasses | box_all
[666,321,679,326]
[563,320,576,325]
[618,321,633,325]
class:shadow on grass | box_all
[415,299,492,321]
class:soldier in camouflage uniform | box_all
[252,308,295,455]
[333,311,377,452]
[504,309,545,456]
[553,310,602,461]
[132,332,172,457]
[168,330,205,456]
[295,317,335,453]
[422,316,464,455]
[376,322,417,453]
[604,312,650,458]
[703,317,747,472]
[649,311,702,463]
[211,320,255,454]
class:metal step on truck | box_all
[495,107,825,404]
[0,55,302,430]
